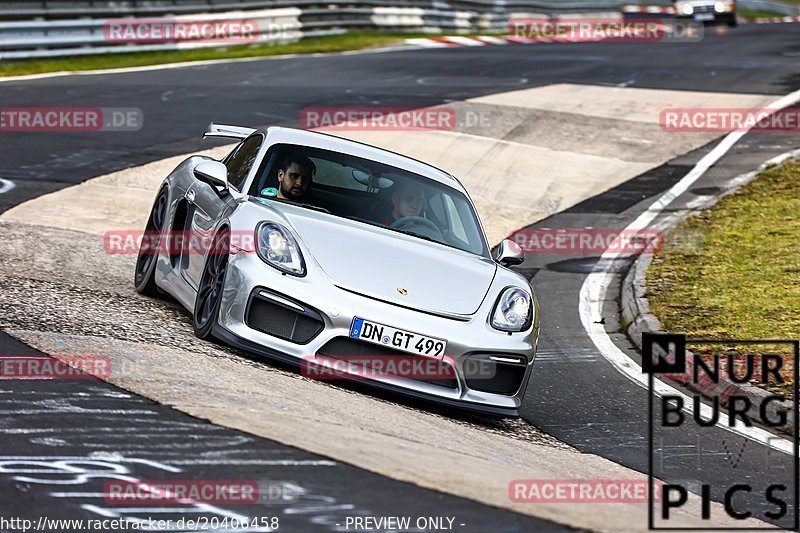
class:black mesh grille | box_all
[246,296,323,344]
[464,355,526,395]
[693,5,715,13]
[464,357,527,396]
[316,337,459,389]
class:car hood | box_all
[282,208,497,316]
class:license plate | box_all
[694,13,714,21]
[349,317,447,358]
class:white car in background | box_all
[674,0,737,26]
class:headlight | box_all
[678,2,694,15]
[490,287,533,332]
[714,1,726,12]
[255,222,306,276]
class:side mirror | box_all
[194,160,229,189]
[495,239,525,266]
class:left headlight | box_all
[490,287,533,332]
[255,222,306,276]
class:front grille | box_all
[246,292,323,344]
[693,5,715,13]
[464,355,527,396]
[316,337,459,389]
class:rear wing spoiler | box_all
[203,123,257,140]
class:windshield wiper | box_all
[342,217,437,244]
[390,228,438,243]
[295,202,330,214]
[342,215,374,225]
[259,196,331,214]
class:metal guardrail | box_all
[0,0,797,60]
[0,1,658,20]
[0,1,629,60]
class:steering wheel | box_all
[390,216,444,240]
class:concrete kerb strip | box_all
[620,150,800,434]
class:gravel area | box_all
[0,221,568,450]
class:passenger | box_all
[380,181,425,225]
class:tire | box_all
[192,228,231,340]
[134,187,169,297]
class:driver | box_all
[277,154,315,201]
[380,181,425,225]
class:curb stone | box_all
[619,156,799,435]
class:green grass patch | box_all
[0,31,431,77]
[647,159,800,393]
[738,0,800,18]
[738,8,789,19]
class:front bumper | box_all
[216,251,538,415]
[675,10,736,23]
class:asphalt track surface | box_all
[523,130,800,528]
[1,22,799,530]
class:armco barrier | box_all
[623,0,798,15]
[0,0,646,60]
[0,6,522,59]
[0,1,663,21]
[1,0,797,60]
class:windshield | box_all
[248,143,489,257]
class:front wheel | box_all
[193,229,230,340]
[134,187,168,297]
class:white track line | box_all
[0,44,412,84]
[0,178,16,194]
[579,87,800,455]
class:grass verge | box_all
[647,158,800,396]
[0,32,428,77]
[738,8,791,19]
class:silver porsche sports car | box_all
[135,124,539,416]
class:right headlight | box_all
[255,222,306,276]
[678,2,695,15]
[490,287,533,332]
[714,1,732,12]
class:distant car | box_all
[674,0,737,26]
[134,124,539,417]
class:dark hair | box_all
[282,153,316,176]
